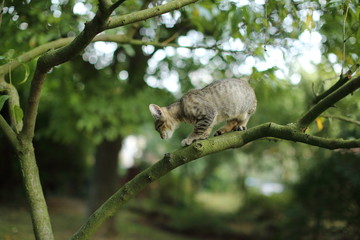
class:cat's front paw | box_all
[181,138,195,146]
[182,137,207,146]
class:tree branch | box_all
[6,1,202,238]
[0,114,20,151]
[20,68,46,141]
[19,0,120,140]
[312,63,359,104]
[0,38,74,76]
[0,0,4,27]
[0,35,244,76]
[1,1,202,239]
[267,123,360,149]
[109,0,127,13]
[322,114,360,127]
[98,0,113,12]
[0,81,23,133]
[71,122,360,240]
[105,0,199,29]
[0,0,198,76]
[297,76,360,130]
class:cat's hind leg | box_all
[215,113,251,136]
[232,114,250,132]
[214,120,238,136]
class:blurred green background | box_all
[1,0,360,239]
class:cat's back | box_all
[200,78,255,105]
[201,78,253,97]
[181,78,256,121]
[205,78,256,113]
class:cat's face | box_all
[149,104,176,139]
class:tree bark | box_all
[17,139,54,240]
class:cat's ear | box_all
[149,104,163,120]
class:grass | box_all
[115,210,199,240]
[0,192,246,240]
[0,206,34,240]
[0,197,200,240]
[0,197,86,240]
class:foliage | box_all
[321,1,360,65]
[0,1,80,56]
[1,0,360,239]
[285,151,360,240]
[37,56,174,144]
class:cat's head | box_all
[149,104,177,139]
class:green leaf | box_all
[18,62,30,85]
[0,95,9,111]
[12,105,24,124]
[122,44,135,57]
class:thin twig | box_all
[298,76,360,130]
[313,63,360,104]
[105,0,199,29]
[263,0,268,51]
[0,114,20,151]
[161,32,179,45]
[0,0,5,28]
[0,35,249,76]
[0,80,22,133]
[109,0,127,13]
[20,67,46,140]
[341,1,349,76]
[322,114,360,127]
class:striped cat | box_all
[149,78,257,146]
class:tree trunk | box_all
[87,138,122,236]
[18,140,54,240]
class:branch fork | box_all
[0,1,201,240]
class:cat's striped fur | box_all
[149,78,257,146]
